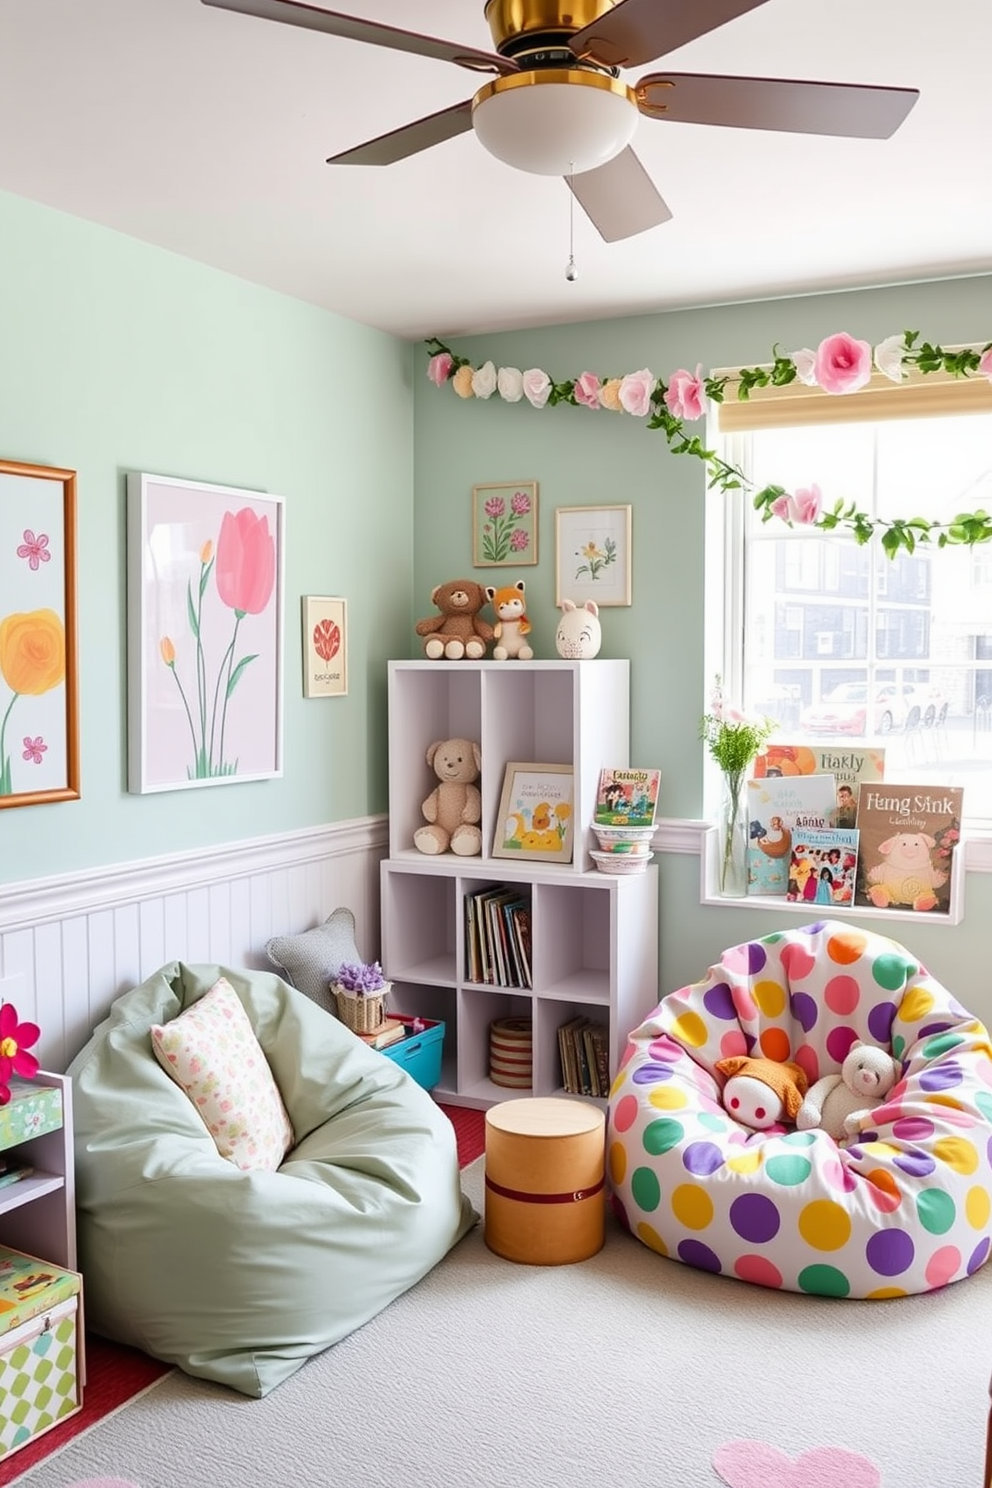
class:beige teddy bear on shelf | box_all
[413,738,483,856]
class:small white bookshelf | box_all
[380,660,660,1108]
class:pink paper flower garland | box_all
[425,331,992,557]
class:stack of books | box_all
[464,886,532,988]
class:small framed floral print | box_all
[472,481,538,567]
[555,504,632,607]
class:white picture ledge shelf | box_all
[698,825,966,925]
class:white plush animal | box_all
[555,599,602,659]
[796,1040,901,1140]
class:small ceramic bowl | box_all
[590,849,655,876]
[593,825,656,855]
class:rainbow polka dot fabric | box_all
[607,920,992,1297]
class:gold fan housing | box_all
[472,69,637,175]
[484,0,618,55]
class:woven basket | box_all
[333,984,389,1033]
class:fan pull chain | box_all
[565,163,578,282]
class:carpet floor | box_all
[0,1102,486,1486]
[7,1152,992,1488]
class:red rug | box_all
[0,1103,486,1484]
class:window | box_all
[710,380,992,827]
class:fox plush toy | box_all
[486,580,534,661]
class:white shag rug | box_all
[11,1158,991,1488]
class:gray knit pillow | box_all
[265,907,361,1015]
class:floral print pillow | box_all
[150,976,294,1171]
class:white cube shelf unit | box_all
[381,660,660,1108]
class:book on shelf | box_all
[594,768,661,826]
[0,1161,34,1190]
[557,1016,610,1098]
[355,1017,408,1050]
[464,885,532,989]
[853,786,963,915]
[745,773,838,896]
[754,743,885,827]
[786,827,860,907]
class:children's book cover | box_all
[753,743,885,827]
[595,768,661,826]
[787,827,860,907]
[746,773,837,895]
[853,786,963,915]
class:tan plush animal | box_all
[414,738,483,856]
[415,579,494,660]
[486,581,533,661]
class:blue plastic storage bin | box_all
[381,1018,445,1091]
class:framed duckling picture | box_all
[494,762,574,864]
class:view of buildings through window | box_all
[730,412,992,824]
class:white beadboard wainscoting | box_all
[0,816,388,1074]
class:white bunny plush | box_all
[796,1040,901,1141]
[555,599,602,659]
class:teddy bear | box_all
[864,832,947,911]
[415,579,494,660]
[486,580,533,660]
[414,738,483,856]
[555,599,602,659]
[795,1040,901,1140]
[714,1055,809,1130]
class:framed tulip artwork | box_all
[126,473,285,794]
[0,459,79,810]
[302,596,347,698]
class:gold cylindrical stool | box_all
[484,1097,606,1265]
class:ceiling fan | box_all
[201,0,919,243]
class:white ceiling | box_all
[1,0,990,341]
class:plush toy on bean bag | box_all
[796,1039,901,1140]
[414,738,483,856]
[415,579,494,660]
[715,1055,809,1130]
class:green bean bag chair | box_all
[68,961,476,1396]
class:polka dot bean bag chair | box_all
[608,920,992,1298]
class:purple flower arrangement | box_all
[335,961,388,997]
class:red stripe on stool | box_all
[485,1174,605,1205]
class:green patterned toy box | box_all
[0,1248,82,1461]
[0,1081,63,1153]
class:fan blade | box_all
[327,100,473,166]
[568,148,673,242]
[636,73,919,138]
[201,0,517,76]
[570,0,771,70]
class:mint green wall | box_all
[0,190,414,886]
[413,274,992,1023]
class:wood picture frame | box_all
[554,504,632,606]
[126,472,285,794]
[472,481,538,567]
[302,596,348,697]
[493,761,574,864]
[0,459,79,810]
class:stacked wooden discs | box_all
[489,1017,533,1089]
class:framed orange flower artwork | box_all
[126,473,285,794]
[0,459,79,810]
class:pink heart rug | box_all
[713,1439,881,1488]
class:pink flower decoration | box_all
[574,371,601,409]
[813,332,872,394]
[619,368,655,417]
[509,528,530,552]
[16,530,51,571]
[484,495,506,519]
[772,485,823,526]
[21,736,47,764]
[510,490,532,516]
[215,508,276,616]
[426,352,454,386]
[979,346,992,382]
[0,1001,41,1103]
[664,365,705,421]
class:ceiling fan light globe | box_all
[472,71,637,176]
